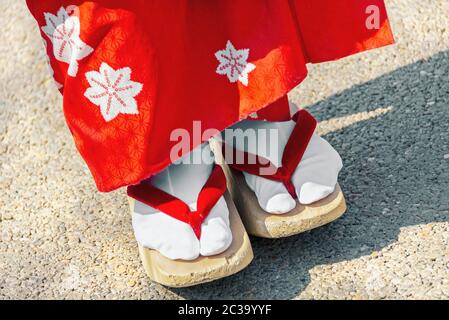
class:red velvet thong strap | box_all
[127,165,227,239]
[225,109,317,199]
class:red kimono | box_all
[26,0,394,192]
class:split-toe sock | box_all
[131,143,232,260]
[225,118,343,214]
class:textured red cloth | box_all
[26,0,394,192]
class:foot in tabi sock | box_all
[130,143,232,260]
[224,117,343,214]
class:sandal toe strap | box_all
[128,165,227,239]
[225,109,317,199]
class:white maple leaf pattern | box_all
[42,40,63,89]
[215,40,256,86]
[84,63,143,122]
[248,112,258,119]
[41,6,93,77]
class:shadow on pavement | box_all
[170,50,449,299]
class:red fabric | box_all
[26,0,394,192]
[127,165,227,239]
[224,109,317,199]
[248,95,293,122]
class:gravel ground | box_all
[1,0,449,300]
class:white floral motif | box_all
[84,63,143,122]
[248,112,258,119]
[41,7,93,77]
[215,41,256,86]
[42,40,63,89]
